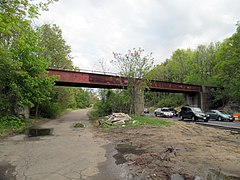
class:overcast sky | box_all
[38,0,239,72]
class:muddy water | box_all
[0,162,16,180]
[28,128,53,137]
[113,144,145,165]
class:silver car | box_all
[154,107,173,118]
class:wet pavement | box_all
[0,109,129,180]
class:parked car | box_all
[179,106,209,122]
[144,108,149,114]
[154,108,161,116]
[206,110,234,122]
[154,107,173,118]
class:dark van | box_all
[179,106,209,122]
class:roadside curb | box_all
[196,122,240,131]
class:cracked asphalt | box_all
[0,109,122,180]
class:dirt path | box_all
[99,119,240,179]
[0,109,125,180]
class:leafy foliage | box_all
[0,116,35,136]
[34,23,94,117]
[148,23,240,108]
[37,24,74,69]
[0,0,56,116]
[111,48,154,115]
[92,89,131,117]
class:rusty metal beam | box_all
[47,69,202,93]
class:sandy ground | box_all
[97,118,240,179]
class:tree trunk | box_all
[35,104,39,118]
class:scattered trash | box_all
[99,113,131,127]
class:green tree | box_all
[111,48,154,115]
[214,23,240,102]
[0,0,56,116]
[93,89,131,116]
[36,23,93,117]
[37,24,73,69]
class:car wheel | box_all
[218,116,222,121]
[191,116,196,121]
[179,115,184,120]
[155,113,157,117]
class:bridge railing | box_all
[48,67,120,76]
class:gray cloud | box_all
[38,0,240,72]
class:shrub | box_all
[0,116,24,135]
[39,102,63,118]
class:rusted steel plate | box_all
[150,81,201,92]
[89,74,128,86]
[47,69,202,92]
[48,69,90,83]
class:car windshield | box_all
[192,107,202,113]
[219,110,228,115]
[162,109,170,112]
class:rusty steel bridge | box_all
[47,68,202,93]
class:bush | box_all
[0,116,24,135]
[157,93,184,107]
[0,116,23,129]
[39,102,63,118]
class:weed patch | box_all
[73,123,85,128]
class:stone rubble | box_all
[106,113,131,125]
[99,113,131,126]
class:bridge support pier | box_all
[185,93,199,107]
[134,89,144,116]
[185,86,211,112]
[200,86,211,112]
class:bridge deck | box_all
[47,69,202,93]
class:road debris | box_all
[99,113,131,126]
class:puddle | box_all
[115,144,145,154]
[0,162,16,180]
[207,169,240,180]
[113,144,145,165]
[28,128,53,137]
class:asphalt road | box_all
[0,109,127,180]
[146,113,240,131]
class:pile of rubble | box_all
[99,113,131,126]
